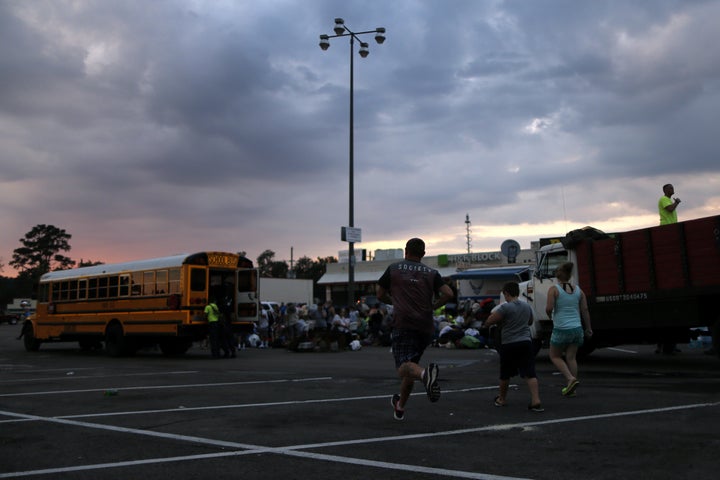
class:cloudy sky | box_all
[2,0,719,274]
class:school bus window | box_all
[98,277,109,299]
[156,270,168,294]
[51,283,61,302]
[108,276,119,297]
[88,278,98,299]
[143,271,155,295]
[190,268,206,292]
[39,283,50,303]
[238,270,255,291]
[78,279,87,300]
[119,275,130,296]
[67,280,76,300]
[59,281,70,300]
[131,272,142,296]
[168,268,180,294]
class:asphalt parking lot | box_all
[1,325,718,480]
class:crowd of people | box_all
[238,296,505,353]
[256,300,396,350]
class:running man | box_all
[377,238,454,421]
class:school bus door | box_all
[236,268,258,322]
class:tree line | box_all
[0,224,337,306]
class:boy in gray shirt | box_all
[484,282,543,412]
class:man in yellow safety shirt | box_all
[204,299,222,358]
[658,183,681,225]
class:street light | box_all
[319,18,386,306]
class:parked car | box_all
[1,313,20,325]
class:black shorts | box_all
[391,328,433,369]
[499,340,537,380]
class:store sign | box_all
[446,252,502,264]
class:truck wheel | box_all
[711,319,720,359]
[23,323,41,352]
[577,337,596,359]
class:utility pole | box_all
[465,213,472,254]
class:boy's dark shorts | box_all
[391,328,433,369]
[499,340,537,380]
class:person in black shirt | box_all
[377,238,454,421]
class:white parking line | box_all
[0,370,198,384]
[0,397,717,479]
[606,347,639,354]
[0,385,499,423]
[0,376,332,397]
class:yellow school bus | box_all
[22,251,258,356]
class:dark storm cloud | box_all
[1,0,719,270]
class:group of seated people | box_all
[251,297,500,351]
[256,301,395,350]
[434,298,498,349]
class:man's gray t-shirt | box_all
[377,259,443,335]
[496,300,533,344]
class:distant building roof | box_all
[450,265,530,280]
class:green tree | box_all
[294,256,314,279]
[269,261,289,278]
[256,249,276,277]
[294,255,337,300]
[10,225,75,283]
[295,256,337,281]
[256,249,292,278]
[77,259,104,267]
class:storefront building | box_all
[317,246,536,306]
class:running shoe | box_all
[528,403,545,412]
[422,363,441,402]
[391,393,404,420]
[562,379,580,396]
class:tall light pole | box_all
[319,18,386,306]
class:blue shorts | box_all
[550,327,584,347]
[391,329,433,369]
[499,340,537,380]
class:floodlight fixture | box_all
[375,28,386,44]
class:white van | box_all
[260,301,280,320]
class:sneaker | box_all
[422,363,441,402]
[391,393,404,421]
[562,379,580,396]
[528,403,545,412]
